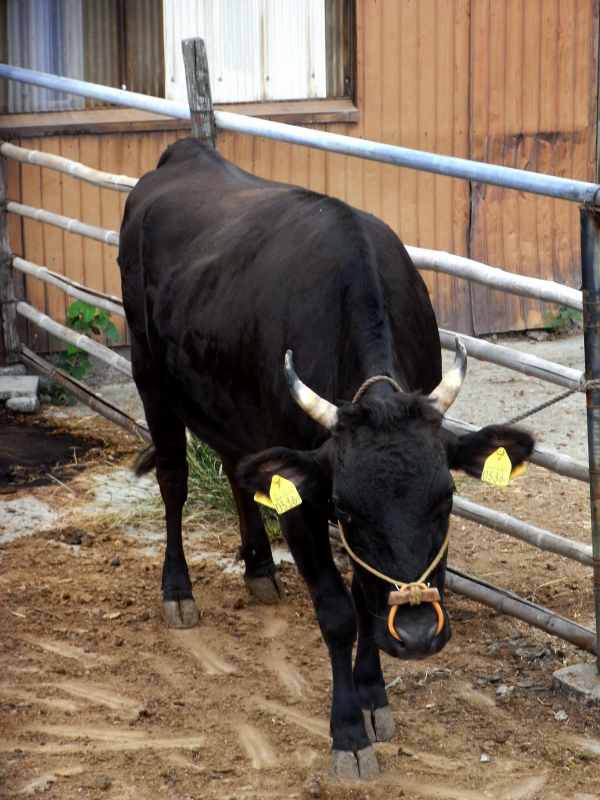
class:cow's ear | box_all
[446,425,534,479]
[236,444,332,503]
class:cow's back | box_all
[118,138,441,453]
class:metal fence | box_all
[1,49,600,663]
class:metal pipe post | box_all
[580,206,600,672]
[0,156,19,365]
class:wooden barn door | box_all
[468,0,599,334]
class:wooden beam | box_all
[182,38,216,148]
[21,346,150,443]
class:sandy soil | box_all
[2,407,600,800]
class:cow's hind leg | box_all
[222,462,282,604]
[351,575,396,743]
[135,381,199,627]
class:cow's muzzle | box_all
[381,599,451,659]
[387,583,444,639]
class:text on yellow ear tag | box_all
[254,491,276,509]
[269,474,302,514]
[481,447,512,487]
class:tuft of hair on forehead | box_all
[335,391,442,434]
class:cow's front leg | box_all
[351,575,396,743]
[282,514,379,780]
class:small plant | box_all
[543,306,583,333]
[186,434,235,513]
[55,300,119,380]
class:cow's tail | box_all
[133,444,157,476]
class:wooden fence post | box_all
[0,155,19,365]
[182,38,217,148]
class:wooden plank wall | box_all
[3,0,598,344]
[469,0,599,334]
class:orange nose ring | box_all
[336,522,450,644]
[387,594,445,642]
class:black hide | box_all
[119,138,533,774]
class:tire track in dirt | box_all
[16,636,114,668]
[170,629,236,675]
[396,773,548,800]
[254,698,329,740]
[17,766,84,796]
[0,686,81,713]
[6,725,205,753]
[256,608,288,639]
[142,653,189,690]
[236,723,277,769]
[262,643,307,701]
[455,682,510,718]
[48,680,144,720]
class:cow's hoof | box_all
[331,746,379,780]
[362,706,395,742]
[244,572,283,604]
[163,598,200,628]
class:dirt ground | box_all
[2,400,600,800]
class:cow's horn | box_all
[284,350,339,430]
[429,337,467,414]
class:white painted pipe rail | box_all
[7,201,119,247]
[452,495,592,566]
[1,64,600,205]
[409,247,582,312]
[0,142,137,192]
[5,206,582,314]
[439,328,583,390]
[13,257,125,317]
[16,301,132,377]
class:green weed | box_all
[185,434,282,541]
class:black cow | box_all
[118,138,533,779]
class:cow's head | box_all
[237,342,533,661]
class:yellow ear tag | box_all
[254,491,276,510]
[481,447,512,487]
[510,462,527,480]
[269,474,302,515]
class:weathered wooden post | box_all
[0,154,20,365]
[181,38,217,148]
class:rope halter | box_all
[338,521,448,641]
